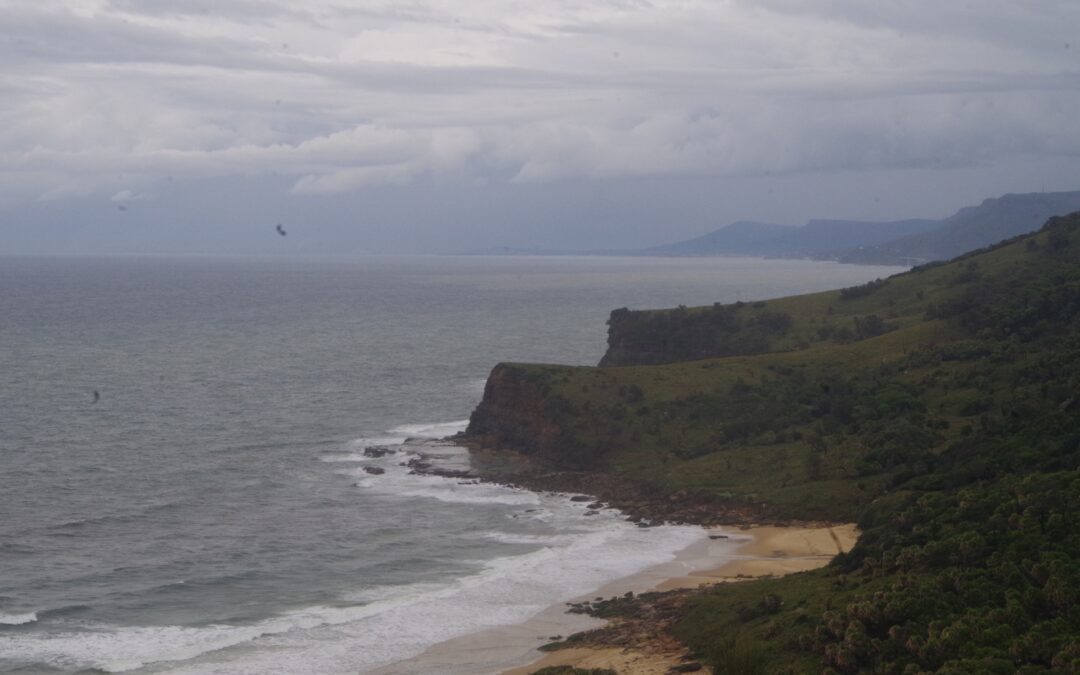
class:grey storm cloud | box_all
[1,0,1079,204]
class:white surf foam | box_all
[388,419,469,440]
[473,531,564,546]
[159,516,705,674]
[324,420,468,464]
[326,425,537,507]
[346,435,411,449]
[1,419,706,674]
[0,510,707,674]
[320,453,375,463]
[0,611,37,625]
[362,471,542,506]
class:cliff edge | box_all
[467,363,596,469]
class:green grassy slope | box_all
[468,213,1080,672]
[469,214,1080,522]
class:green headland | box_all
[465,213,1080,673]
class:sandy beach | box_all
[502,523,858,675]
[655,523,859,591]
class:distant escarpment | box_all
[635,190,1080,265]
[838,190,1080,265]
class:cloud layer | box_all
[3,0,1079,205]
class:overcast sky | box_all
[3,0,1079,254]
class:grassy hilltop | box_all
[466,213,1080,672]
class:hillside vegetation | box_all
[467,213,1080,672]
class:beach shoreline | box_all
[371,521,856,674]
[500,523,858,675]
[379,443,859,675]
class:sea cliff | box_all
[467,363,585,467]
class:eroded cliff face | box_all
[466,363,598,468]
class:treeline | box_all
[600,301,794,366]
[672,213,1080,673]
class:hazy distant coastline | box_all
[468,190,1080,267]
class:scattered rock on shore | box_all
[428,468,475,479]
[363,446,395,458]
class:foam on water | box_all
[0,612,38,626]
[161,514,704,674]
[1,426,707,674]
[1,577,483,673]
[361,471,542,507]
[473,531,566,545]
[325,420,470,461]
[343,420,469,449]
[325,432,542,507]
[388,420,469,440]
[0,512,704,674]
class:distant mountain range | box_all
[639,218,941,260]
[468,191,1080,266]
[835,191,1080,264]
[644,191,1080,265]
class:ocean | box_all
[0,254,902,673]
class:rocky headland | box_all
[453,213,1080,673]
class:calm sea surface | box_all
[0,254,902,673]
